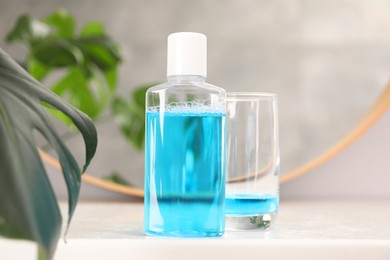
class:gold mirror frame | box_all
[39,81,390,198]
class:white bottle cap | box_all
[167,32,207,77]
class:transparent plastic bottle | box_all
[144,32,226,237]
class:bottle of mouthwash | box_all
[144,32,226,237]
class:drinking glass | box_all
[225,92,280,230]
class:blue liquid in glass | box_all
[144,111,225,237]
[226,194,279,216]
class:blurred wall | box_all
[282,109,390,199]
[1,0,389,199]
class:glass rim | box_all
[226,92,277,101]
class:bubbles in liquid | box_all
[147,99,225,114]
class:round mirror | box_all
[4,1,390,196]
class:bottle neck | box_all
[167,75,206,83]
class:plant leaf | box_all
[44,9,75,38]
[76,36,121,71]
[49,65,116,122]
[103,68,117,92]
[6,11,121,125]
[32,39,83,67]
[51,67,101,120]
[0,49,97,259]
[28,59,51,81]
[133,84,154,108]
[6,15,50,45]
[80,22,105,37]
[112,84,151,150]
[103,172,134,187]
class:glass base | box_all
[225,213,277,231]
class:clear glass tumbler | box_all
[225,92,280,231]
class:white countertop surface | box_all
[1,200,390,259]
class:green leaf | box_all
[104,68,118,92]
[44,10,75,38]
[50,67,101,121]
[6,11,122,123]
[133,84,154,108]
[112,84,151,150]
[76,36,121,71]
[28,59,51,81]
[80,22,105,37]
[0,49,97,259]
[6,15,50,45]
[89,65,115,111]
[32,39,83,67]
[103,172,134,187]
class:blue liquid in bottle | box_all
[145,111,225,237]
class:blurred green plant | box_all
[5,10,150,186]
[0,48,97,259]
[6,9,121,123]
[103,171,137,187]
[6,9,150,153]
[112,84,152,150]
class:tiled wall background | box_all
[1,0,390,188]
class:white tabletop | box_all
[1,200,390,259]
